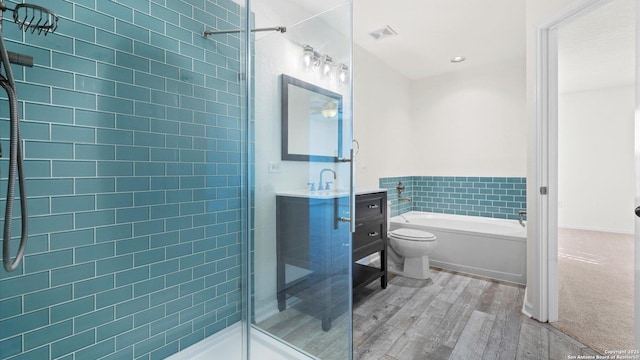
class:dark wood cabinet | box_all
[275,191,387,331]
[353,191,387,292]
[275,195,350,331]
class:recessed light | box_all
[450,56,466,63]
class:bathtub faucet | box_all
[518,210,527,227]
[398,197,412,202]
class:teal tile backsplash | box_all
[0,0,244,359]
[380,176,527,220]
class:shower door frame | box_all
[242,1,252,359]
[533,0,640,346]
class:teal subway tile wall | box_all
[379,176,414,217]
[0,1,245,359]
[380,176,527,220]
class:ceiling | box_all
[252,0,526,80]
[558,0,636,93]
[251,0,635,87]
[352,0,526,80]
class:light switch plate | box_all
[268,161,281,173]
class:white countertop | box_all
[275,188,387,199]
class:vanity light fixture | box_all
[301,44,350,85]
[450,56,466,63]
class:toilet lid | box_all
[390,228,436,241]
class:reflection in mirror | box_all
[281,74,343,161]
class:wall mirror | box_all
[281,74,343,162]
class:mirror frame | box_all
[281,74,343,162]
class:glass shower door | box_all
[249,1,353,359]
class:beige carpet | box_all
[551,228,634,354]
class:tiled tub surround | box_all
[379,176,413,217]
[0,1,245,359]
[380,176,526,220]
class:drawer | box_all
[353,221,384,251]
[356,193,385,220]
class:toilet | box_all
[386,202,438,279]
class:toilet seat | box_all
[389,228,436,242]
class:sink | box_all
[275,189,349,199]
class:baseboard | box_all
[254,298,279,324]
[558,224,633,235]
[429,259,525,285]
[521,287,534,318]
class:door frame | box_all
[534,0,638,345]
[635,0,640,348]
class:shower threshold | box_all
[166,322,315,360]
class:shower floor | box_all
[165,322,313,360]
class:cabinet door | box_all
[308,199,333,274]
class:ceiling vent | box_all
[369,25,397,40]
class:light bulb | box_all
[338,64,348,86]
[322,55,332,78]
[321,100,338,118]
[303,45,314,69]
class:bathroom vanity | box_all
[275,192,350,331]
[275,190,387,331]
[353,191,388,292]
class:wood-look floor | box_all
[259,267,599,359]
[353,268,599,360]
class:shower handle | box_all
[336,150,355,232]
[635,206,640,217]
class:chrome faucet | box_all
[397,181,411,202]
[518,210,527,227]
[318,168,336,190]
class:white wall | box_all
[354,50,527,189]
[410,59,527,176]
[558,86,635,234]
[353,45,413,189]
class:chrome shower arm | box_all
[204,26,286,37]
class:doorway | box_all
[535,0,639,352]
[554,1,636,351]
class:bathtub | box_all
[390,211,526,284]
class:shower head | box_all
[12,3,59,35]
